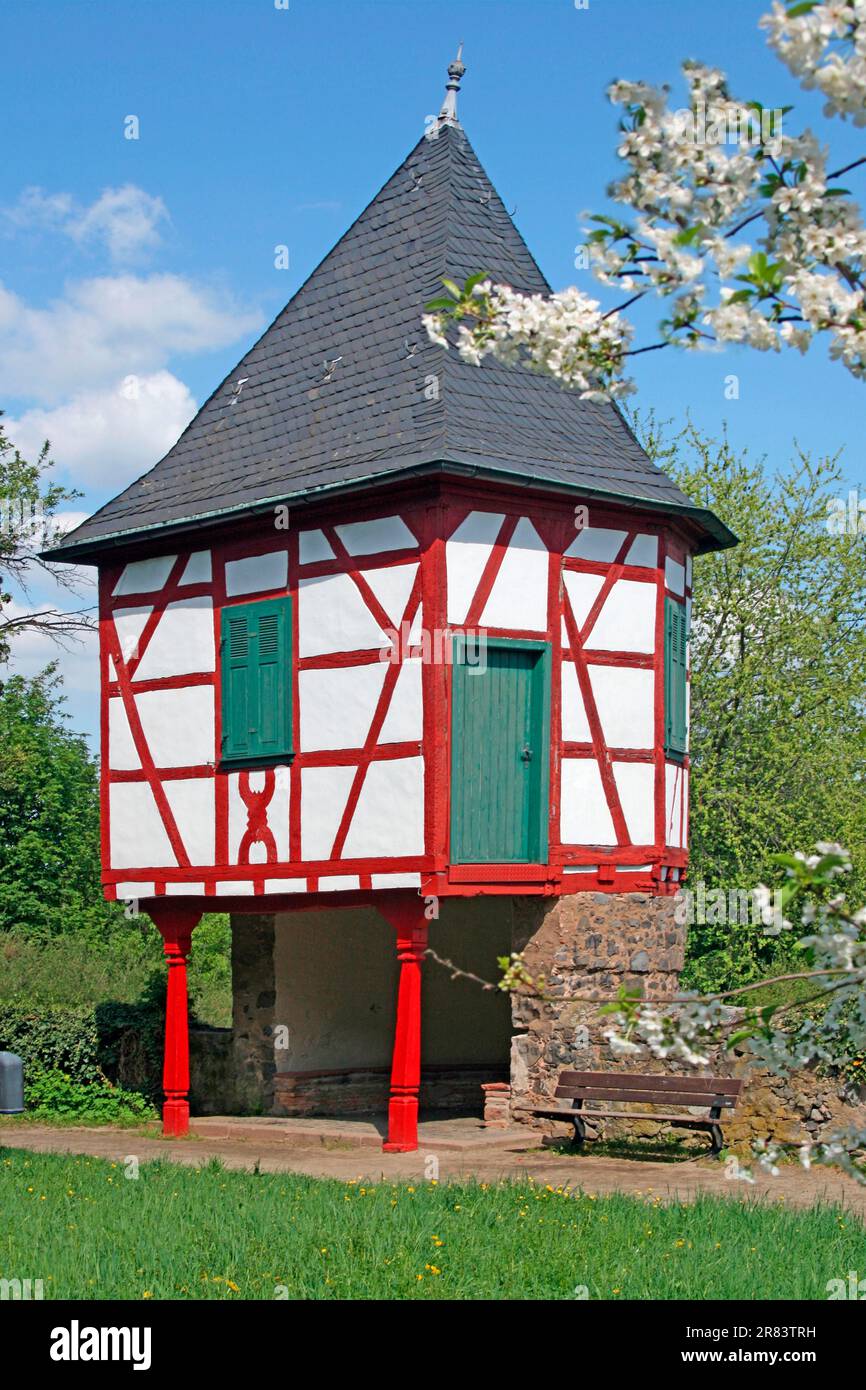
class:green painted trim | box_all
[663,597,688,759]
[219,594,293,765]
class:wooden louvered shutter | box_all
[664,597,688,758]
[220,596,292,763]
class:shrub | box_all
[24,1068,156,1124]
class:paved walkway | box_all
[2,1116,864,1215]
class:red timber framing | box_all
[378,893,428,1152]
[147,903,201,1136]
[98,476,694,904]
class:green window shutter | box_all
[664,597,688,757]
[220,596,292,764]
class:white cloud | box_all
[68,186,169,261]
[3,184,169,262]
[0,273,261,403]
[5,371,197,489]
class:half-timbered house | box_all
[46,57,734,1150]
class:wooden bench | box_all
[530,1071,743,1156]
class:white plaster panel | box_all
[318,875,361,891]
[361,562,419,628]
[179,550,212,585]
[109,783,176,868]
[588,664,655,748]
[560,759,616,846]
[301,765,357,860]
[165,882,207,896]
[227,768,290,863]
[686,555,693,589]
[480,518,549,631]
[163,778,215,864]
[587,578,656,653]
[665,555,685,596]
[115,882,155,899]
[378,658,423,744]
[612,761,656,845]
[445,511,505,624]
[562,570,605,635]
[133,596,215,681]
[335,516,416,555]
[341,757,425,859]
[560,661,591,742]
[263,878,308,894]
[299,529,335,564]
[135,685,215,767]
[299,662,388,751]
[113,607,152,664]
[562,865,599,875]
[665,761,685,848]
[565,526,626,563]
[682,767,689,848]
[108,697,140,770]
[217,880,254,895]
[298,573,389,656]
[225,549,288,596]
[371,873,422,888]
[112,555,176,596]
[625,534,658,568]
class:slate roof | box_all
[46,119,735,562]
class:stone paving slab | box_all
[189,1114,537,1152]
[2,1120,864,1217]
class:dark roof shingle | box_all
[47,123,734,560]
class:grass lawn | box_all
[2,1147,863,1300]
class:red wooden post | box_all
[148,904,202,1137]
[380,895,428,1153]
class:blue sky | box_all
[2,0,863,744]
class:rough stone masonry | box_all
[509,891,865,1152]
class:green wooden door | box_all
[451,639,550,863]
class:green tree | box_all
[0,668,123,938]
[0,412,92,661]
[641,416,866,989]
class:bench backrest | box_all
[554,1071,743,1110]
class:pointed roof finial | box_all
[439,44,465,126]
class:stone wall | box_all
[226,902,511,1118]
[274,1064,508,1117]
[509,891,685,1105]
[231,912,277,1114]
[508,890,865,1152]
[189,1027,234,1114]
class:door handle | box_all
[521,745,533,762]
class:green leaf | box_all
[674,224,706,247]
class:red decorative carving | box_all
[237,769,278,864]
